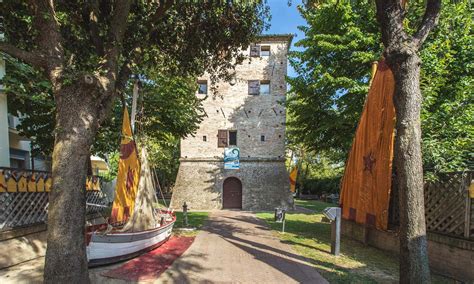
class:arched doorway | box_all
[222,177,242,209]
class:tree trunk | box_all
[387,50,431,283]
[44,83,101,283]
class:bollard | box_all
[323,207,341,256]
[183,202,189,227]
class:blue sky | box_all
[266,0,306,78]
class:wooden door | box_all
[223,177,242,209]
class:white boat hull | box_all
[86,220,175,267]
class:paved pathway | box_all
[1,210,327,283]
[157,210,327,283]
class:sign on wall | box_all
[224,147,240,170]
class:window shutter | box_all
[249,45,260,57]
[248,80,260,95]
[218,130,228,148]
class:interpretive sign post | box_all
[323,207,341,256]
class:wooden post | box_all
[464,178,472,238]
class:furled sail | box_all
[110,108,141,223]
[339,59,396,231]
[122,144,160,232]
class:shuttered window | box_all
[218,130,228,148]
[249,45,260,57]
[248,80,260,95]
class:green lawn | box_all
[257,199,452,283]
[293,199,330,213]
[153,199,208,236]
[173,211,209,236]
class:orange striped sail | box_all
[110,108,141,223]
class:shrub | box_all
[300,176,342,195]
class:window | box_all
[260,81,270,95]
[218,130,228,147]
[203,136,207,142]
[249,44,270,57]
[249,80,270,95]
[10,158,26,169]
[261,135,265,142]
[229,131,237,146]
[260,46,270,56]
[249,44,260,57]
[248,80,260,95]
[217,130,237,147]
[198,80,207,94]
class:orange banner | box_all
[289,166,298,193]
[339,60,395,230]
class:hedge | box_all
[299,176,342,195]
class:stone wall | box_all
[180,38,289,160]
[171,158,293,211]
[172,35,294,210]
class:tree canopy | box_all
[287,0,473,176]
[2,1,270,189]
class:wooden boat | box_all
[86,210,175,267]
[86,107,176,267]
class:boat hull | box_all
[87,221,175,267]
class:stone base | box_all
[170,158,294,211]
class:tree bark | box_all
[375,1,441,283]
[43,81,101,284]
[2,1,132,282]
[387,49,430,284]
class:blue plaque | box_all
[224,147,240,169]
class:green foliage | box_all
[99,152,119,182]
[292,150,343,194]
[3,55,54,157]
[287,0,381,161]
[3,1,270,84]
[417,2,474,175]
[301,177,341,195]
[288,0,473,176]
[4,58,203,186]
[143,134,182,191]
[2,1,270,186]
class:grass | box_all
[293,199,330,212]
[173,211,209,237]
[152,199,208,237]
[257,199,453,283]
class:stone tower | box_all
[171,35,294,211]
